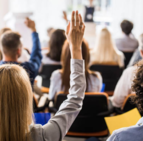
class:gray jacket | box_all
[30,59,86,141]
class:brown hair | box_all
[121,20,133,35]
[132,60,143,112]
[47,29,66,62]
[0,27,12,60]
[61,40,95,93]
[1,32,22,59]
[0,64,33,141]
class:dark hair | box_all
[47,29,66,62]
[1,32,21,58]
[120,20,133,35]
[132,60,143,112]
[61,40,95,93]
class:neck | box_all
[3,56,18,62]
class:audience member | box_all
[0,27,30,63]
[40,29,66,67]
[49,39,102,100]
[110,34,143,108]
[90,28,124,67]
[116,20,138,52]
[0,18,42,87]
[0,11,86,141]
[107,59,143,141]
[116,20,139,67]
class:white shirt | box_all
[49,70,102,100]
[110,66,136,108]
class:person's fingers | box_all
[66,22,70,35]
[82,23,85,33]
[79,14,82,30]
[75,11,79,28]
[71,11,75,28]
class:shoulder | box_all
[123,66,136,75]
[51,70,62,80]
[89,71,102,81]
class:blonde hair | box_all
[0,64,33,141]
[93,28,123,67]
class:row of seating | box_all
[47,92,136,138]
[39,64,123,91]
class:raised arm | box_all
[25,18,42,73]
[42,11,86,141]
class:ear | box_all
[17,47,22,57]
[140,50,143,58]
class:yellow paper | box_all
[105,108,141,134]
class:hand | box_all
[66,11,85,60]
[25,17,36,32]
[63,11,68,23]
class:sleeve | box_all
[110,68,132,108]
[28,32,42,74]
[95,72,103,92]
[42,59,86,141]
[107,131,120,141]
[48,70,62,100]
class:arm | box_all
[110,68,133,108]
[42,11,86,141]
[25,18,42,73]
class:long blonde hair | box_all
[93,28,123,67]
[0,64,33,141]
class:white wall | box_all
[9,0,67,40]
[110,0,143,39]
[0,0,9,28]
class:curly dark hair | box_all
[132,60,143,112]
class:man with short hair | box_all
[0,18,42,87]
[115,20,139,67]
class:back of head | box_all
[61,40,90,93]
[94,28,120,65]
[47,29,66,62]
[0,27,11,37]
[0,64,33,141]
[139,34,143,51]
[1,32,22,59]
[121,20,133,35]
[0,27,11,60]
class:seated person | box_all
[0,18,42,87]
[0,11,86,141]
[110,34,143,108]
[41,29,66,66]
[0,27,30,63]
[90,28,124,67]
[116,20,138,52]
[107,59,143,141]
[49,39,102,100]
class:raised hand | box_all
[25,17,36,32]
[66,11,85,60]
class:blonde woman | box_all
[90,28,124,67]
[0,11,86,141]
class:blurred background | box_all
[0,0,143,49]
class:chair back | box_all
[121,94,136,112]
[55,92,109,134]
[90,65,123,91]
[123,52,133,68]
[39,65,62,87]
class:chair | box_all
[39,65,62,87]
[123,52,133,68]
[115,94,136,114]
[90,65,123,91]
[121,94,136,112]
[54,92,114,137]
